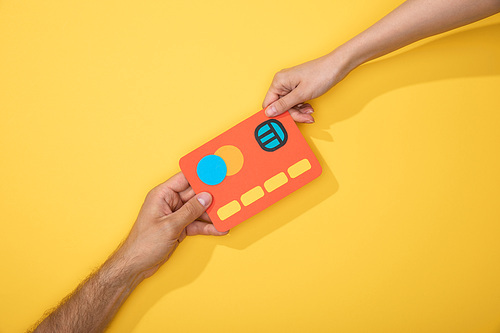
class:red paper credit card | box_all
[179,109,322,231]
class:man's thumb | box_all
[265,89,304,117]
[171,192,212,229]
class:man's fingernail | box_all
[265,105,277,117]
[197,192,212,207]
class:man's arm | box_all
[263,0,500,121]
[29,173,227,333]
[30,251,142,333]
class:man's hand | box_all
[115,172,228,279]
[31,172,227,333]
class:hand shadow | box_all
[218,23,500,249]
[312,23,500,141]
[111,23,500,333]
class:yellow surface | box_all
[214,145,244,176]
[241,186,265,207]
[1,1,500,332]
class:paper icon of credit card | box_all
[179,109,322,232]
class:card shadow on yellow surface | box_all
[115,24,500,333]
[114,138,337,333]
[216,23,500,250]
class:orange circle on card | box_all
[214,145,244,176]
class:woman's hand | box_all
[263,51,354,123]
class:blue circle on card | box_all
[196,155,227,185]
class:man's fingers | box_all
[169,192,212,230]
[198,211,211,222]
[265,88,305,117]
[179,186,195,203]
[159,172,190,193]
[186,221,229,236]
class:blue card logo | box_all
[254,119,288,152]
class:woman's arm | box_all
[263,0,500,122]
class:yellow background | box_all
[1,1,500,332]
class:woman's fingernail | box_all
[265,105,277,117]
[197,192,212,207]
[305,119,315,123]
